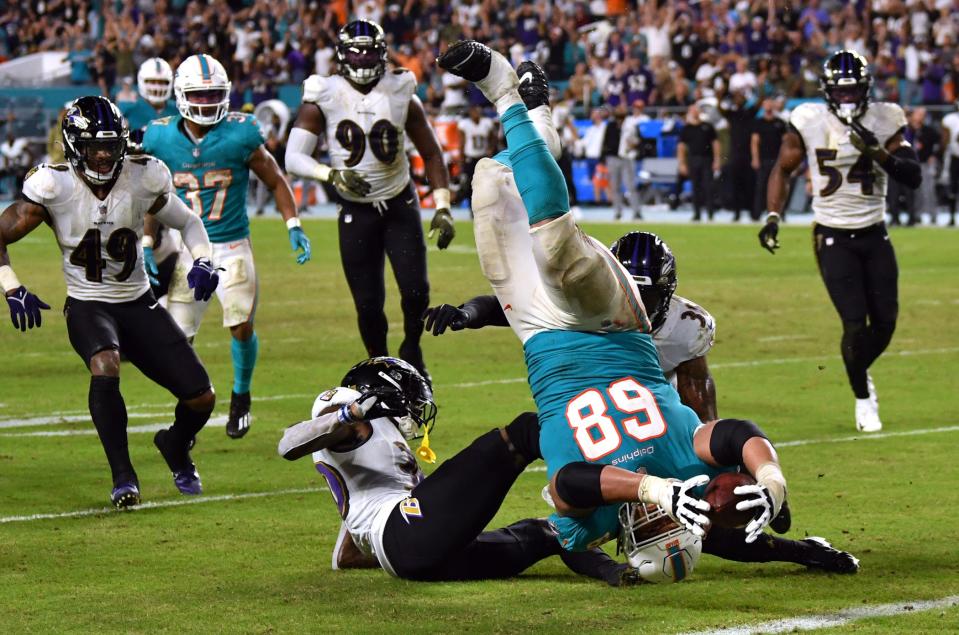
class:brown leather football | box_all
[704,472,757,528]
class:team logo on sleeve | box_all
[399,497,423,522]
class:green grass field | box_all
[2,218,957,634]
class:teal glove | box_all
[142,246,160,286]
[289,226,311,264]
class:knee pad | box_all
[554,462,606,509]
[708,418,769,467]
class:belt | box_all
[815,221,886,237]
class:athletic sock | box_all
[231,331,259,395]
[500,103,569,225]
[168,400,212,449]
[560,547,628,585]
[88,375,135,485]
[702,525,806,563]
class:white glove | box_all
[640,474,711,537]
[734,484,777,543]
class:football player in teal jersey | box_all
[143,53,311,440]
[438,42,790,552]
[121,58,178,133]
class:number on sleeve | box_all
[566,389,621,460]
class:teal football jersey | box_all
[119,97,177,131]
[143,113,265,243]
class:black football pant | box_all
[813,223,898,399]
[688,156,715,220]
[338,183,430,372]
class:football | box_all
[704,472,757,529]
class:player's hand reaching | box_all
[186,258,222,302]
[6,286,50,332]
[142,246,160,286]
[428,208,455,249]
[330,169,372,198]
[288,226,311,265]
[423,304,470,335]
[758,215,780,254]
[847,120,882,160]
[339,388,409,423]
[734,483,780,543]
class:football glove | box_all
[6,286,50,332]
[288,226,311,265]
[142,246,160,286]
[186,258,222,302]
[734,483,779,543]
[338,387,410,423]
[330,169,372,198]
[423,303,470,335]
[758,218,780,254]
[847,120,882,160]
[428,209,455,250]
[647,474,711,538]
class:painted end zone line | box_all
[682,595,959,635]
[0,486,324,524]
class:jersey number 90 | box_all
[566,378,668,460]
[336,119,399,167]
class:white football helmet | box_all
[618,503,702,583]
[137,57,173,105]
[174,54,231,126]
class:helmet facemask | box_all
[61,99,129,184]
[821,50,872,124]
[141,78,173,105]
[617,502,701,583]
[177,87,230,126]
[337,20,388,85]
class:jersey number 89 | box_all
[566,378,668,460]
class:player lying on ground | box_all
[0,96,220,508]
[143,53,311,440]
[278,357,636,585]
[436,44,791,549]
[425,230,719,422]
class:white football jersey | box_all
[302,70,416,203]
[22,157,172,302]
[458,117,495,159]
[941,111,959,158]
[791,102,906,229]
[652,295,716,381]
[311,417,423,575]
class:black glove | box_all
[428,209,455,249]
[348,387,410,421]
[847,120,881,160]
[423,304,470,335]
[330,169,372,197]
[6,286,50,331]
[758,218,780,254]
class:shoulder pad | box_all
[302,74,328,104]
[789,102,824,130]
[22,163,67,204]
[136,156,174,196]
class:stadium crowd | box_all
[2,0,959,223]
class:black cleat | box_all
[770,499,792,533]
[802,537,860,574]
[516,61,550,109]
[226,391,252,439]
[154,428,203,495]
[437,40,492,81]
[111,481,140,509]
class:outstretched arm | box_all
[423,294,509,335]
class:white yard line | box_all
[0,486,324,524]
[777,425,959,448]
[681,595,959,635]
[0,416,227,437]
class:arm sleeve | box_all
[462,294,510,328]
[277,411,343,460]
[152,194,211,260]
[284,127,324,180]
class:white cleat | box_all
[866,372,878,411]
[855,398,882,432]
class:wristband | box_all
[286,217,302,230]
[337,404,354,425]
[765,211,781,223]
[314,163,332,183]
[755,462,787,516]
[433,187,451,211]
[141,235,155,248]
[0,265,22,293]
[637,474,668,506]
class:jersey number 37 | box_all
[566,378,667,460]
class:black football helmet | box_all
[821,50,872,124]
[336,20,388,86]
[609,231,678,332]
[61,95,129,183]
[341,357,437,439]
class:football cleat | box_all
[437,40,517,105]
[855,398,882,432]
[226,391,252,439]
[802,537,860,574]
[866,372,878,411]
[516,61,550,109]
[111,482,141,509]
[154,428,202,495]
